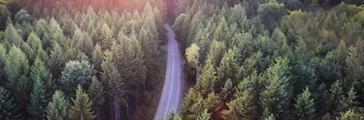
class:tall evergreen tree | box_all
[69,85,95,120]
[4,45,30,113]
[100,22,113,50]
[27,78,46,120]
[294,88,316,120]
[46,90,69,120]
[88,77,105,120]
[30,57,54,101]
[0,87,20,120]
[261,57,292,120]
[215,49,238,92]
[0,43,6,85]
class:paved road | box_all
[154,24,182,120]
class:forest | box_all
[1,0,364,120]
[0,0,166,119]
[173,0,364,120]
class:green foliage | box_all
[30,58,54,99]
[5,45,30,107]
[336,109,361,120]
[60,60,92,96]
[69,85,95,120]
[46,90,69,120]
[88,76,105,105]
[0,43,6,85]
[0,87,20,120]
[4,24,22,47]
[261,57,292,119]
[258,1,287,32]
[294,88,316,120]
[216,49,238,92]
[27,78,46,120]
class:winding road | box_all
[154,24,183,120]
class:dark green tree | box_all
[215,49,238,92]
[294,88,316,120]
[0,87,20,120]
[258,1,287,32]
[4,45,30,112]
[60,60,92,96]
[27,78,46,120]
[88,77,105,120]
[0,43,6,85]
[261,57,292,120]
[69,85,95,120]
[46,90,69,120]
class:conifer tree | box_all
[215,49,238,92]
[0,43,6,85]
[69,85,95,120]
[100,23,113,50]
[294,88,315,120]
[4,24,22,47]
[0,87,20,120]
[261,57,291,120]
[4,45,30,111]
[46,90,69,120]
[27,78,46,120]
[88,77,105,120]
[92,44,103,73]
[30,57,54,101]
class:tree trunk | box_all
[114,98,119,120]
[135,87,138,111]
[96,105,100,120]
[126,102,130,119]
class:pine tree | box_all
[88,77,105,120]
[101,50,126,119]
[48,42,66,79]
[4,24,22,47]
[114,34,146,111]
[215,49,238,92]
[294,88,316,120]
[339,87,358,113]
[261,57,291,120]
[197,109,211,120]
[328,80,344,114]
[27,78,46,120]
[26,32,42,52]
[0,87,20,120]
[46,90,69,120]
[99,22,113,50]
[0,43,6,85]
[336,109,360,120]
[4,45,30,111]
[196,58,216,96]
[30,57,54,101]
[137,26,161,89]
[181,88,202,120]
[92,44,103,73]
[222,91,255,120]
[69,85,95,120]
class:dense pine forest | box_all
[0,0,166,119]
[172,0,364,120]
[1,0,364,120]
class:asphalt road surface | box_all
[154,24,182,120]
